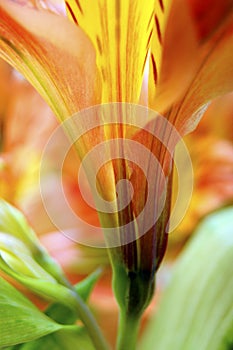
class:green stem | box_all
[117,310,141,350]
[69,290,110,350]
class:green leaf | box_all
[0,277,64,348]
[45,268,103,325]
[74,267,102,301]
[140,207,233,350]
[6,328,95,350]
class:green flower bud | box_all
[0,200,71,298]
[0,232,57,282]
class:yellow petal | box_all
[0,0,97,121]
[65,0,155,103]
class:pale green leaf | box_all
[0,277,64,348]
[140,207,233,350]
[6,328,95,350]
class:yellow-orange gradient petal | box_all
[65,0,155,104]
[0,0,97,121]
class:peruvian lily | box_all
[0,0,233,349]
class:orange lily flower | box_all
[0,0,233,343]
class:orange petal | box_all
[188,0,233,41]
[0,0,98,121]
[148,0,198,113]
[170,10,233,136]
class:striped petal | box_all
[65,0,155,103]
[0,0,98,121]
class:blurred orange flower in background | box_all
[170,93,233,248]
[0,60,56,204]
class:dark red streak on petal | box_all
[154,14,162,44]
[65,2,78,24]
[151,54,158,84]
[147,11,154,31]
[96,35,103,55]
[158,0,164,12]
[75,0,84,14]
[147,28,153,49]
